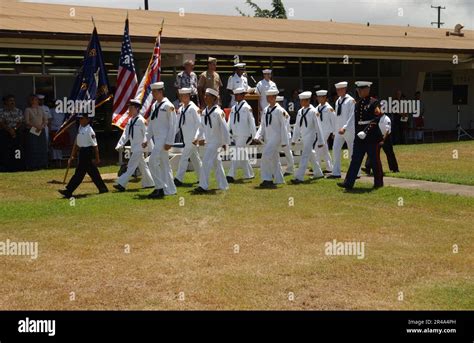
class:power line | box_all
[430,5,446,28]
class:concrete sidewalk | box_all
[355,174,474,197]
[97,172,474,197]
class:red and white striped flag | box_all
[112,17,138,129]
[135,21,163,120]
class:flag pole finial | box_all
[91,16,96,28]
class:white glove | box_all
[357,131,367,140]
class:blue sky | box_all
[26,0,474,29]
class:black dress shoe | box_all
[392,170,399,173]
[337,182,352,190]
[259,180,275,188]
[113,184,126,192]
[326,175,341,179]
[290,179,302,184]
[174,178,183,186]
[226,176,235,183]
[99,188,109,194]
[193,186,207,193]
[283,172,292,176]
[148,188,164,198]
[323,170,332,174]
[373,184,384,189]
[58,189,72,198]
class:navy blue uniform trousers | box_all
[345,138,383,188]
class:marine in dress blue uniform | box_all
[338,81,384,190]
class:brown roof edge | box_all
[1,30,474,55]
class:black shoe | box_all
[356,176,361,179]
[323,170,332,174]
[283,172,292,176]
[391,170,399,173]
[193,186,207,194]
[337,182,352,190]
[113,184,126,192]
[226,176,235,183]
[58,189,72,198]
[373,184,384,189]
[148,188,164,198]
[291,179,302,184]
[312,175,324,180]
[143,186,155,189]
[174,178,183,186]
[99,188,109,194]
[259,180,275,188]
[326,175,341,179]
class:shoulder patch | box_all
[91,134,96,139]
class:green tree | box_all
[236,0,287,19]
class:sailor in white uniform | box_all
[277,95,295,176]
[174,88,202,186]
[255,88,289,188]
[315,90,335,173]
[194,88,231,193]
[291,91,324,183]
[114,99,154,191]
[143,81,177,198]
[255,69,277,117]
[227,87,257,182]
[328,81,356,179]
[226,63,249,107]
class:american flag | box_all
[136,21,163,120]
[112,17,138,129]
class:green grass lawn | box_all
[361,141,474,185]
[0,159,472,310]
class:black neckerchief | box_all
[299,107,311,127]
[337,96,348,116]
[204,106,217,128]
[179,104,191,128]
[128,116,139,139]
[150,100,165,120]
[265,105,278,126]
[318,104,327,121]
[233,101,246,124]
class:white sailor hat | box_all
[233,87,247,95]
[276,96,284,102]
[355,81,372,88]
[36,94,45,99]
[205,88,219,97]
[262,69,272,74]
[77,112,94,118]
[266,88,279,96]
[128,98,142,107]
[178,88,192,95]
[208,57,217,63]
[335,81,348,89]
[150,81,164,90]
[316,90,328,96]
[234,63,246,69]
[298,91,312,100]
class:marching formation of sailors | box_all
[59,59,392,198]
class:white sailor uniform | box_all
[255,79,277,115]
[146,97,177,195]
[332,94,356,177]
[292,105,324,180]
[199,105,231,190]
[315,102,335,172]
[255,103,289,183]
[115,114,154,189]
[227,100,257,179]
[175,101,202,182]
[227,73,249,107]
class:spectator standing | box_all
[24,94,48,170]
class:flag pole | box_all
[91,16,96,28]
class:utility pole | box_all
[144,0,149,10]
[431,5,445,28]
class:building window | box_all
[328,58,353,77]
[301,58,327,76]
[379,59,401,77]
[423,72,452,91]
[354,59,378,77]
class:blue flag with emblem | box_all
[54,21,112,141]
